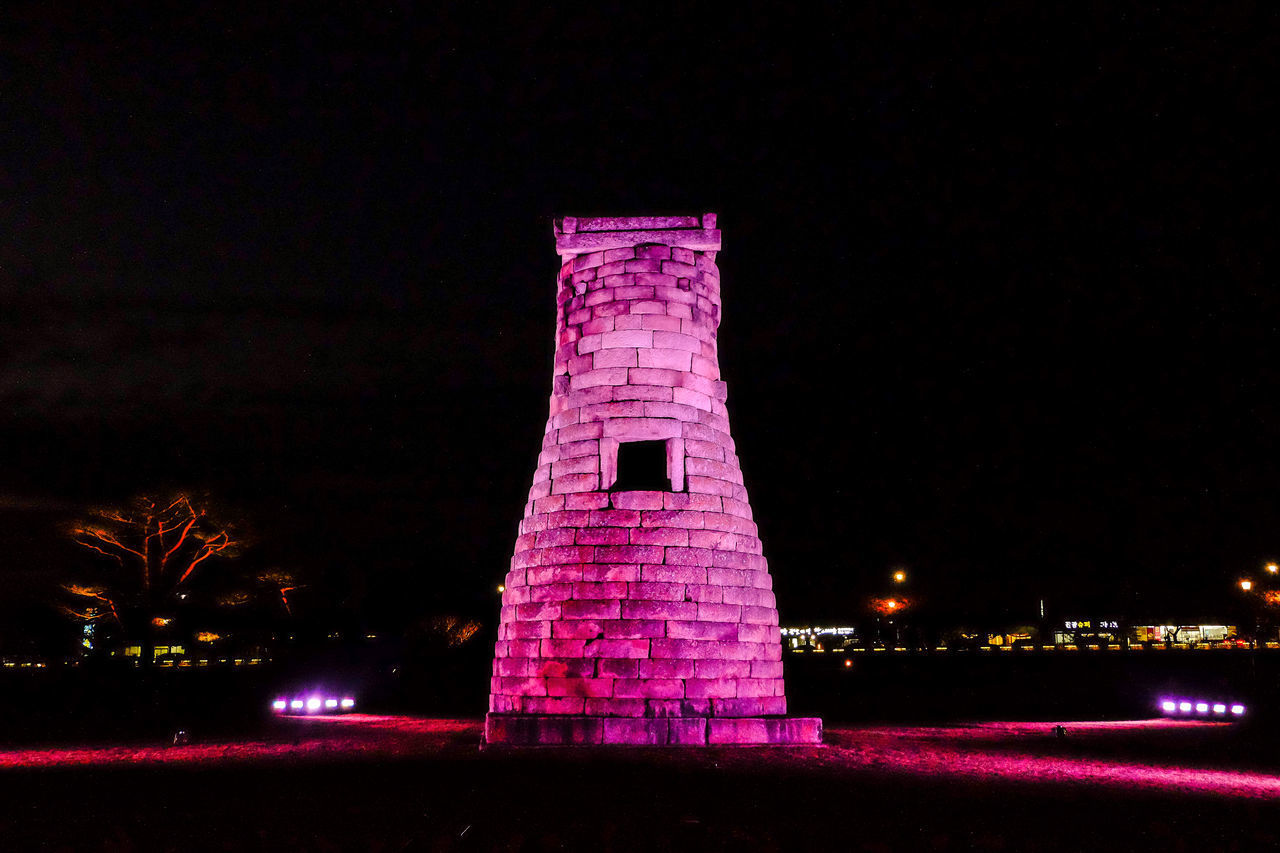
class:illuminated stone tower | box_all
[486,215,820,745]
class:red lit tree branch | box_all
[62,493,244,662]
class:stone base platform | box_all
[484,714,822,746]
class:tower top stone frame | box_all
[485,214,821,746]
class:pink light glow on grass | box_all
[2,717,1276,802]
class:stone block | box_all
[612,314,644,331]
[640,314,685,332]
[540,638,586,657]
[547,677,615,698]
[534,527,577,548]
[751,660,784,679]
[534,658,596,678]
[640,510,705,529]
[737,623,777,643]
[684,584,724,603]
[545,473,593,494]
[564,492,610,511]
[639,564,706,584]
[711,698,779,718]
[588,509,643,528]
[686,475,736,497]
[562,599,621,620]
[585,698,647,717]
[521,697,587,715]
[574,527,629,546]
[582,638,650,658]
[610,491,665,510]
[596,658,640,678]
[672,387,713,412]
[612,678,685,699]
[707,718,769,744]
[684,678,736,699]
[522,563,583,584]
[620,599,698,621]
[667,620,739,641]
[735,677,783,698]
[506,621,551,639]
[529,582,574,602]
[627,581,686,601]
[708,567,749,587]
[665,547,715,567]
[667,718,708,745]
[517,601,563,621]
[637,658,695,679]
[600,329,654,349]
[495,676,547,696]
[593,347,639,369]
[551,619,604,640]
[637,348,693,371]
[629,527,689,547]
[613,285,656,300]
[697,602,741,622]
[594,544,664,564]
[612,383,673,402]
[576,578,629,596]
[602,718,669,746]
[688,529,735,550]
[602,619,665,639]
[652,331,702,353]
[695,659,752,679]
[540,545,596,566]
[580,563,640,582]
[664,492,723,512]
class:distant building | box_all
[782,626,857,652]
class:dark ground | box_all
[3,653,1280,851]
[2,715,1279,852]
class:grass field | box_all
[3,713,1279,851]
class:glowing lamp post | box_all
[1241,580,1253,592]
[1266,563,1278,575]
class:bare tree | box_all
[62,494,242,663]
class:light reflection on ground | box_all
[820,719,1280,800]
[2,715,1277,800]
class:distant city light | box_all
[497,585,506,593]
[893,571,906,583]
[886,600,897,610]
[1241,580,1253,591]
[844,659,853,668]
[1268,563,1279,574]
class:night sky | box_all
[2,5,1276,634]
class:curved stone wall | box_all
[486,215,814,745]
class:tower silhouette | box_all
[486,215,820,745]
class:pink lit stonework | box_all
[485,215,821,746]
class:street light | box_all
[1241,580,1253,592]
[1266,563,1278,575]
[892,570,906,583]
